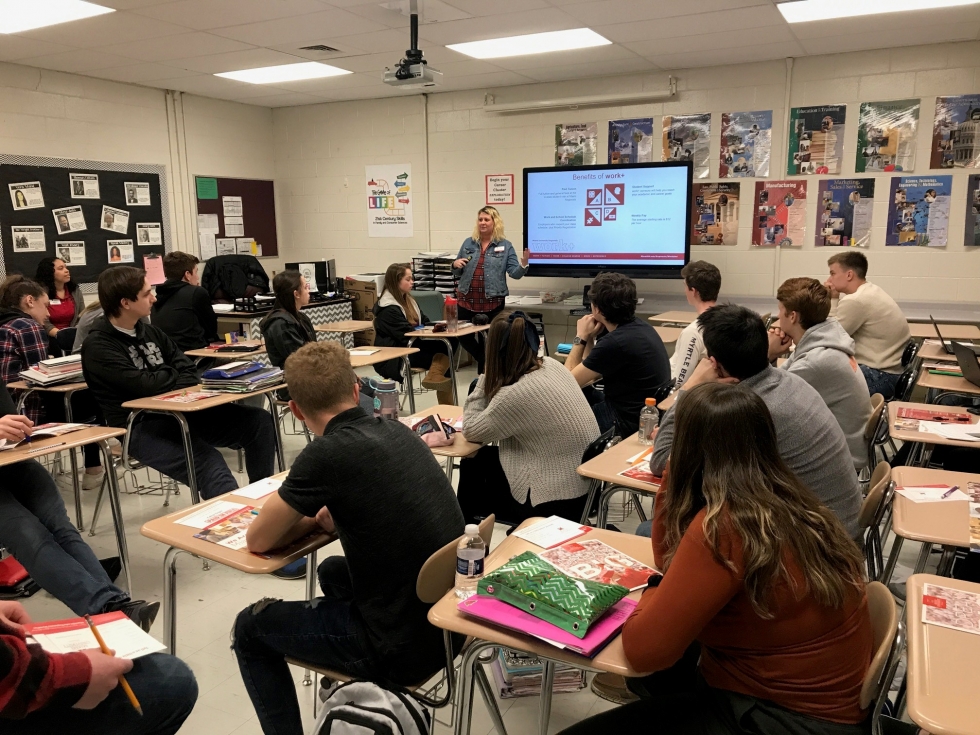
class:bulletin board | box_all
[194,176,278,258]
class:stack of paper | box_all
[21,355,84,385]
[921,583,980,634]
[918,421,980,442]
[26,611,166,659]
[202,366,283,393]
[895,485,970,502]
[490,649,585,698]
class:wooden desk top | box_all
[908,322,980,341]
[7,379,88,393]
[406,324,491,339]
[315,320,375,334]
[122,383,282,413]
[577,432,661,493]
[140,471,333,573]
[916,341,959,363]
[654,326,683,344]
[915,368,980,396]
[410,404,481,459]
[891,466,974,547]
[0,426,126,468]
[888,402,980,449]
[648,311,696,326]
[349,346,418,368]
[905,574,980,735]
[184,343,266,360]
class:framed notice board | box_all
[0,154,171,291]
[195,176,278,258]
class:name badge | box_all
[50,299,61,305]
[494,246,504,252]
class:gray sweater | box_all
[652,367,862,539]
[463,357,599,506]
[781,319,873,471]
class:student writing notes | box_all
[670,260,720,390]
[561,384,873,735]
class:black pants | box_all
[456,445,588,526]
[457,304,505,373]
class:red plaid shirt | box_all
[0,315,49,422]
[457,247,504,313]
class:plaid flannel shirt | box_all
[0,317,49,422]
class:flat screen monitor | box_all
[523,161,692,279]
[286,259,335,292]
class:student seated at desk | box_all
[0,275,104,489]
[651,305,861,539]
[151,252,218,353]
[563,384,873,735]
[671,260,720,390]
[372,263,454,405]
[233,341,464,735]
[81,266,276,500]
[457,311,599,526]
[0,599,197,735]
[769,278,872,472]
[825,251,910,399]
[260,270,315,369]
[71,302,104,354]
[565,272,671,436]
[35,256,82,354]
[0,384,159,630]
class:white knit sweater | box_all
[463,357,600,506]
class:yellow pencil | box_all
[84,615,143,716]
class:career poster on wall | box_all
[931,95,980,169]
[365,164,413,238]
[966,174,980,246]
[816,179,875,248]
[752,180,807,247]
[855,99,920,173]
[555,123,597,166]
[719,110,772,178]
[663,113,711,178]
[608,118,653,164]
[692,183,739,246]
[886,175,952,247]
[787,105,846,175]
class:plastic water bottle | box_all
[638,398,659,445]
[454,524,485,599]
[445,296,458,332]
[371,378,399,420]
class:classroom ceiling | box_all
[2,0,979,107]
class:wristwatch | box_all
[572,336,586,346]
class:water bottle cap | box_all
[464,524,479,535]
[645,397,657,407]
[446,296,457,305]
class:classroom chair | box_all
[858,462,893,582]
[862,581,905,735]
[900,339,919,369]
[286,515,506,735]
[578,427,621,525]
[863,393,886,476]
[891,365,917,404]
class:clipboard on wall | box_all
[144,253,165,285]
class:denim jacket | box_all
[453,238,527,298]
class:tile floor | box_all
[20,361,927,735]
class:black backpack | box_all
[202,255,270,302]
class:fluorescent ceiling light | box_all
[215,62,352,84]
[447,28,611,59]
[777,0,980,23]
[0,0,114,34]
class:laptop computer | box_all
[951,341,980,388]
[930,316,980,356]
[569,285,592,316]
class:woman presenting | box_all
[452,206,528,373]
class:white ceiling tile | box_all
[20,50,137,74]
[316,52,404,73]
[437,70,537,89]
[209,9,389,46]
[521,56,658,82]
[161,48,309,74]
[239,91,335,106]
[102,32,255,62]
[799,24,980,54]
[596,4,785,43]
[87,62,202,83]
[0,35,70,62]
[561,0,771,26]
[100,0,178,8]
[273,28,414,55]
[408,7,582,45]
[146,73,283,98]
[788,6,980,39]
[12,12,191,48]
[345,0,472,29]
[133,0,332,30]
[624,26,796,58]
[647,40,807,71]
[441,0,551,15]
[269,71,386,92]
[482,42,641,71]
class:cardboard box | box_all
[353,328,376,347]
[345,274,383,320]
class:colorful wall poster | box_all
[753,180,807,247]
[608,118,653,164]
[967,174,980,246]
[720,110,772,178]
[932,95,980,169]
[886,175,952,247]
[663,113,711,178]
[855,99,919,173]
[555,123,597,166]
[787,105,846,175]
[365,164,413,238]
[692,183,739,246]
[816,179,875,248]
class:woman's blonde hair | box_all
[471,206,505,242]
[380,263,419,325]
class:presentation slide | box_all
[526,165,689,266]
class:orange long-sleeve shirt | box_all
[622,493,873,724]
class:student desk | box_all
[405,324,491,404]
[648,311,696,326]
[915,341,959,363]
[905,574,980,735]
[140,470,334,654]
[314,320,374,334]
[408,404,480,480]
[577,432,661,529]
[184,343,266,362]
[887,401,980,468]
[915,368,980,402]
[653,326,683,345]
[122,384,287,505]
[348,346,419,413]
[8,379,90,530]
[880,467,975,586]
[0,426,131,594]
[908,322,980,341]
[428,519,654,735]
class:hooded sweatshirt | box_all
[81,316,197,427]
[151,279,218,353]
[782,319,873,470]
[371,290,430,381]
[259,308,316,369]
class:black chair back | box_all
[652,379,675,404]
[901,339,919,368]
[581,426,618,464]
[892,366,916,402]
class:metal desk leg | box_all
[63,390,83,531]
[912,542,933,575]
[172,413,200,505]
[302,548,319,686]
[98,439,132,596]
[454,640,495,735]
[403,355,415,414]
[162,546,184,654]
[880,535,904,586]
[265,392,286,472]
[445,455,455,483]
[538,660,555,735]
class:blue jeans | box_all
[233,556,376,735]
[0,460,128,616]
[129,403,276,500]
[635,519,653,537]
[3,653,197,735]
[859,365,900,400]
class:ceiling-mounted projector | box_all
[383,0,441,88]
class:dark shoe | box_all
[591,672,639,704]
[113,599,161,633]
[272,558,307,580]
[99,557,122,583]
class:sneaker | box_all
[113,600,161,633]
[272,558,307,580]
[99,557,122,583]
[55,472,80,491]
[82,471,105,491]
[590,673,639,705]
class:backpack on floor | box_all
[312,680,430,735]
[0,556,40,600]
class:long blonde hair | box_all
[471,206,505,243]
[380,263,419,325]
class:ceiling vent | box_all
[298,44,340,52]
